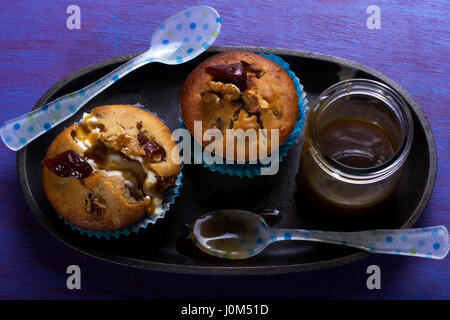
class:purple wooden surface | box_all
[0,0,448,299]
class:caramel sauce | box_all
[297,118,400,215]
[190,212,261,256]
[176,210,281,258]
[85,143,147,186]
[319,118,396,168]
[74,117,98,147]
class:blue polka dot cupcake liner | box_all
[179,53,308,178]
[60,169,183,239]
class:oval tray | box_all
[17,46,437,275]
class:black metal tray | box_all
[17,46,437,275]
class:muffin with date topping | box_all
[42,105,181,232]
[180,51,299,161]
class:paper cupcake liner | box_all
[179,53,308,178]
[60,167,183,240]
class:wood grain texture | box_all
[0,0,448,299]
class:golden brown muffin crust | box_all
[180,51,298,161]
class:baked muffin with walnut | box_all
[180,51,299,161]
[42,105,180,231]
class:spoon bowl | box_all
[149,6,221,64]
[190,209,449,260]
[190,210,271,259]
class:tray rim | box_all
[16,46,437,275]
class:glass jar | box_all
[297,79,414,215]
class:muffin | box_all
[42,105,180,231]
[180,51,299,161]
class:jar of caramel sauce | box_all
[297,79,414,215]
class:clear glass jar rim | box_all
[306,78,414,180]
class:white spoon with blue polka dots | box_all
[0,6,221,151]
[190,210,449,260]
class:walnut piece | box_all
[207,81,241,101]
[242,89,269,113]
[201,92,220,104]
[242,91,260,114]
[232,111,259,131]
[139,142,166,162]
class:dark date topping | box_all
[137,131,149,146]
[156,175,177,192]
[241,60,263,78]
[205,62,247,90]
[43,150,93,179]
[162,175,177,185]
[144,142,166,162]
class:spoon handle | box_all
[0,51,155,151]
[272,226,449,259]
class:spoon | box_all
[190,210,449,260]
[0,6,221,151]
